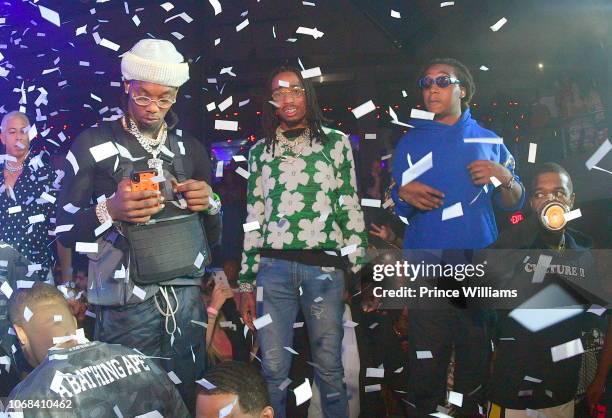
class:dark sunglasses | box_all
[418,75,461,89]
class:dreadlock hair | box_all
[197,361,270,415]
[417,58,476,111]
[8,283,70,327]
[261,65,330,154]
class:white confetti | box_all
[351,100,376,119]
[160,2,174,11]
[448,390,463,407]
[361,198,381,208]
[464,137,503,145]
[294,378,313,406]
[587,305,607,316]
[284,346,299,355]
[100,38,120,51]
[218,96,233,112]
[1,281,13,298]
[365,384,382,392]
[194,252,205,269]
[24,306,33,322]
[479,65,489,71]
[440,1,455,7]
[442,202,463,221]
[528,143,538,163]
[94,219,113,237]
[215,161,224,178]
[167,371,182,384]
[490,176,502,187]
[253,313,273,330]
[401,152,433,186]
[585,139,612,171]
[215,120,239,131]
[366,367,384,378]
[28,214,45,224]
[416,350,433,359]
[390,10,401,19]
[235,167,250,179]
[196,378,217,390]
[75,242,98,254]
[208,0,222,15]
[551,338,584,363]
[39,5,61,27]
[564,208,582,222]
[340,244,357,256]
[301,67,322,79]
[66,151,79,174]
[410,108,435,120]
[532,254,553,283]
[296,26,324,39]
[236,19,249,32]
[132,285,146,300]
[490,17,508,32]
[63,203,80,214]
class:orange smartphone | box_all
[130,169,160,193]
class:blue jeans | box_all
[257,257,348,418]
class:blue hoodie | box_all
[391,109,525,250]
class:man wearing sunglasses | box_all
[391,58,525,416]
[56,39,221,414]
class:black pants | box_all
[95,285,206,416]
[406,307,490,417]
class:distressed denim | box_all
[256,257,348,418]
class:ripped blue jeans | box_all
[256,257,348,418]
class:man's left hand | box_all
[467,160,512,186]
[174,179,212,212]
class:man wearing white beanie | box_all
[57,39,221,415]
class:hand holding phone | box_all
[107,178,164,224]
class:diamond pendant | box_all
[148,158,164,175]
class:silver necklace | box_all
[275,127,310,164]
[4,160,24,173]
[122,116,167,174]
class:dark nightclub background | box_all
[0,0,610,246]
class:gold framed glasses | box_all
[271,86,305,101]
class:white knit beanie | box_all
[121,39,189,88]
